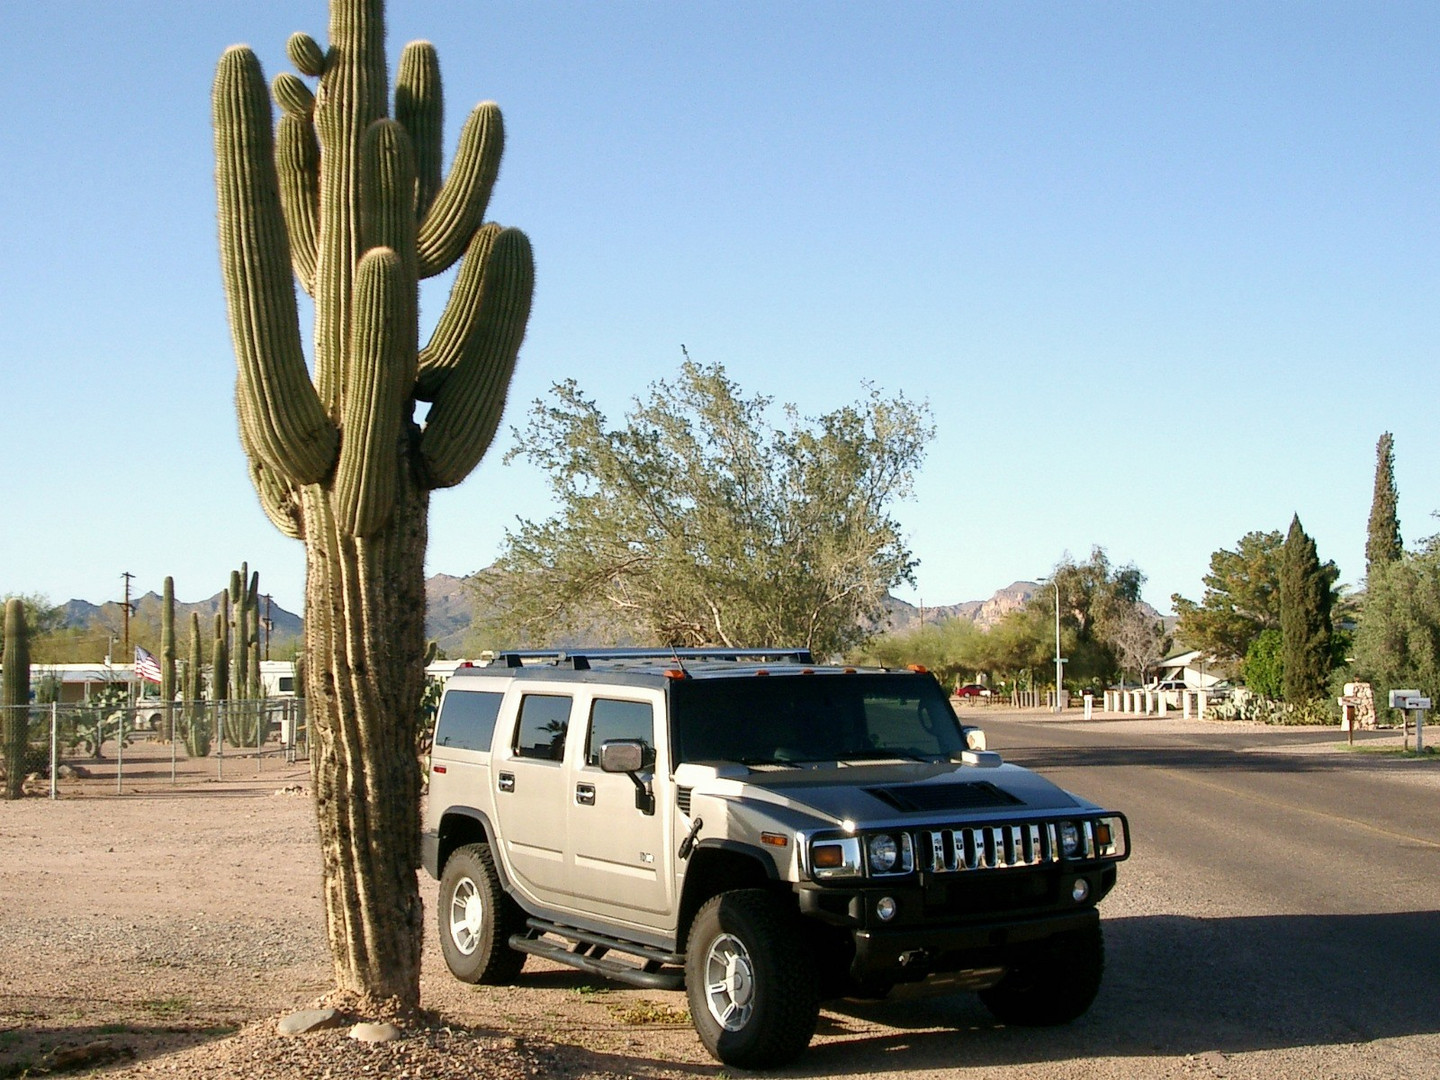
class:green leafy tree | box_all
[1365,432,1401,579]
[1279,515,1337,704]
[212,0,533,1006]
[1351,539,1440,709]
[477,359,931,656]
[0,594,63,658]
[1240,628,1284,698]
[1172,530,1284,668]
[1027,548,1147,685]
[850,617,988,689]
[968,605,1067,687]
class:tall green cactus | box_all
[184,612,211,758]
[3,599,30,800]
[160,577,176,741]
[213,0,532,1005]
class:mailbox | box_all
[1388,690,1431,710]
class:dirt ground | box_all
[0,741,731,1079]
[3,723,1432,1079]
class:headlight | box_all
[868,834,898,873]
[810,836,862,880]
[1059,821,1081,857]
[866,832,913,875]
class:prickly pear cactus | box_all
[3,598,30,800]
[213,0,532,1005]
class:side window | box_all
[585,699,655,767]
[513,694,573,761]
[278,676,294,692]
[435,689,504,752]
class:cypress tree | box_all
[1280,514,1335,703]
[1365,432,1401,578]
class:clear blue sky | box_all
[2,2,1436,617]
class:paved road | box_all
[794,711,1440,1079]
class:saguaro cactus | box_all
[3,599,31,800]
[213,0,533,1006]
[185,612,211,758]
[160,577,176,741]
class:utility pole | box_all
[1053,580,1066,713]
[120,571,135,653]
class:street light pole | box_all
[1053,580,1066,713]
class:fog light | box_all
[1071,878,1090,903]
[876,896,897,921]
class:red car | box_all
[954,683,989,698]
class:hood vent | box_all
[865,781,1022,814]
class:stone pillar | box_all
[1084,694,1094,720]
[1182,691,1192,719]
[1158,693,1168,717]
[1197,690,1207,719]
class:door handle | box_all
[498,772,515,793]
[575,783,596,806]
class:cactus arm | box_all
[235,384,306,539]
[336,248,412,535]
[215,46,338,484]
[287,32,327,77]
[414,223,501,402]
[416,102,503,279]
[273,74,320,295]
[312,0,389,415]
[360,120,419,291]
[419,227,533,488]
[395,41,443,217]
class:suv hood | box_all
[678,760,1091,827]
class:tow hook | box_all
[678,817,704,860]
[898,948,931,968]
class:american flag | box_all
[134,645,163,684]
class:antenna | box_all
[669,642,691,678]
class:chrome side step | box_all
[509,918,685,991]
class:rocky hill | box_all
[881,581,1039,633]
[56,576,1059,660]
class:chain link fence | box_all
[1,698,307,797]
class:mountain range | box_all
[57,577,1049,658]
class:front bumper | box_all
[850,906,1099,981]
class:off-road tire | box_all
[438,843,527,984]
[684,889,820,1068]
[979,920,1104,1026]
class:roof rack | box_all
[483,647,815,669]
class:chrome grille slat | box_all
[918,823,1062,874]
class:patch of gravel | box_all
[104,1019,647,1080]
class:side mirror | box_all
[599,739,652,774]
[599,739,656,814]
[964,726,987,752]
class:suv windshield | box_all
[669,672,966,767]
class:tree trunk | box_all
[303,473,429,1004]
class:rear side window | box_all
[585,699,655,767]
[435,689,504,752]
[513,694,572,761]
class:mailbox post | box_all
[1388,690,1430,753]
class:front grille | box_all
[917,822,1059,873]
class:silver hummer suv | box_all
[423,649,1130,1068]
